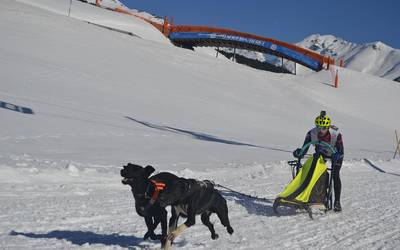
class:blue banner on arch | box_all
[170,32,322,70]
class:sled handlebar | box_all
[288,141,337,178]
[299,141,337,158]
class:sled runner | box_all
[273,141,336,219]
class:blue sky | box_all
[120,0,399,48]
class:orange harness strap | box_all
[149,180,166,204]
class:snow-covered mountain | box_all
[1,1,400,249]
[298,34,400,81]
[85,0,127,9]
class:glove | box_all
[332,152,343,162]
[293,148,303,158]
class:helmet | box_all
[315,111,331,128]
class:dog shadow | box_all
[9,230,150,249]
[220,190,298,217]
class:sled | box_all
[273,141,336,219]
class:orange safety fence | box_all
[113,7,166,33]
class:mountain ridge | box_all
[298,34,400,81]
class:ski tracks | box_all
[1,159,400,249]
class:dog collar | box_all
[149,179,166,205]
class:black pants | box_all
[332,160,342,203]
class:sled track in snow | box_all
[1,157,400,249]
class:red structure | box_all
[106,6,335,71]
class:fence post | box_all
[68,0,72,16]
[394,130,400,159]
[162,17,168,35]
[334,69,339,88]
[327,57,330,70]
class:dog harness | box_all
[148,180,166,205]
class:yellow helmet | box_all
[315,111,331,128]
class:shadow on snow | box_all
[125,116,292,154]
[9,230,149,249]
[125,116,261,148]
[364,158,400,177]
[219,190,298,217]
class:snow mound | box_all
[66,163,79,174]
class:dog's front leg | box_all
[164,207,189,250]
[143,216,157,240]
[165,221,189,250]
[158,207,168,247]
[167,206,195,242]
[168,206,179,234]
[164,207,178,250]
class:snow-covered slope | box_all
[3,0,398,165]
[298,34,400,81]
[1,1,400,249]
[16,0,170,44]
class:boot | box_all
[334,201,342,212]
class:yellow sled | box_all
[273,154,330,219]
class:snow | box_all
[1,0,400,249]
[16,0,170,44]
[85,0,127,9]
[298,34,400,81]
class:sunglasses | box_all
[317,126,329,131]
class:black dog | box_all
[120,163,179,247]
[157,178,234,249]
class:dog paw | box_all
[211,233,219,240]
[227,226,234,234]
[155,234,165,240]
[167,232,178,241]
[160,237,167,248]
[143,231,157,240]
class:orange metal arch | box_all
[170,26,329,66]
[108,7,334,68]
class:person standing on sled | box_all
[293,111,344,212]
